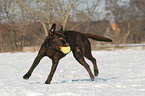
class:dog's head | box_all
[46,23,70,54]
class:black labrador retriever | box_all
[23,23,112,84]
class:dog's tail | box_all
[84,33,112,42]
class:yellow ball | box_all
[60,46,71,54]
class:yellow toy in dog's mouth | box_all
[60,46,71,54]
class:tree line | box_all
[0,0,145,52]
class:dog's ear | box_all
[59,25,63,33]
[49,23,56,36]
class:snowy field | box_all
[0,49,145,96]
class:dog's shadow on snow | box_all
[29,77,119,84]
[58,77,119,84]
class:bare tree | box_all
[106,0,145,44]
[0,0,19,51]
[16,0,79,37]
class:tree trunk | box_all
[62,0,72,28]
[0,29,4,52]
[122,22,130,44]
[39,21,49,37]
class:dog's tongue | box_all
[60,46,71,54]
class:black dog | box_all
[23,23,112,84]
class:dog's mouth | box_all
[59,46,71,54]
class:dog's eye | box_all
[59,37,63,40]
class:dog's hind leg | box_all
[73,48,94,81]
[84,45,99,77]
[23,53,44,80]
[85,54,99,77]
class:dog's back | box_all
[64,31,112,56]
[64,31,91,55]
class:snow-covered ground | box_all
[0,49,145,96]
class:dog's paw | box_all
[23,74,31,80]
[45,81,51,84]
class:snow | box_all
[0,49,145,96]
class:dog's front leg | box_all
[45,60,59,84]
[23,55,44,79]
